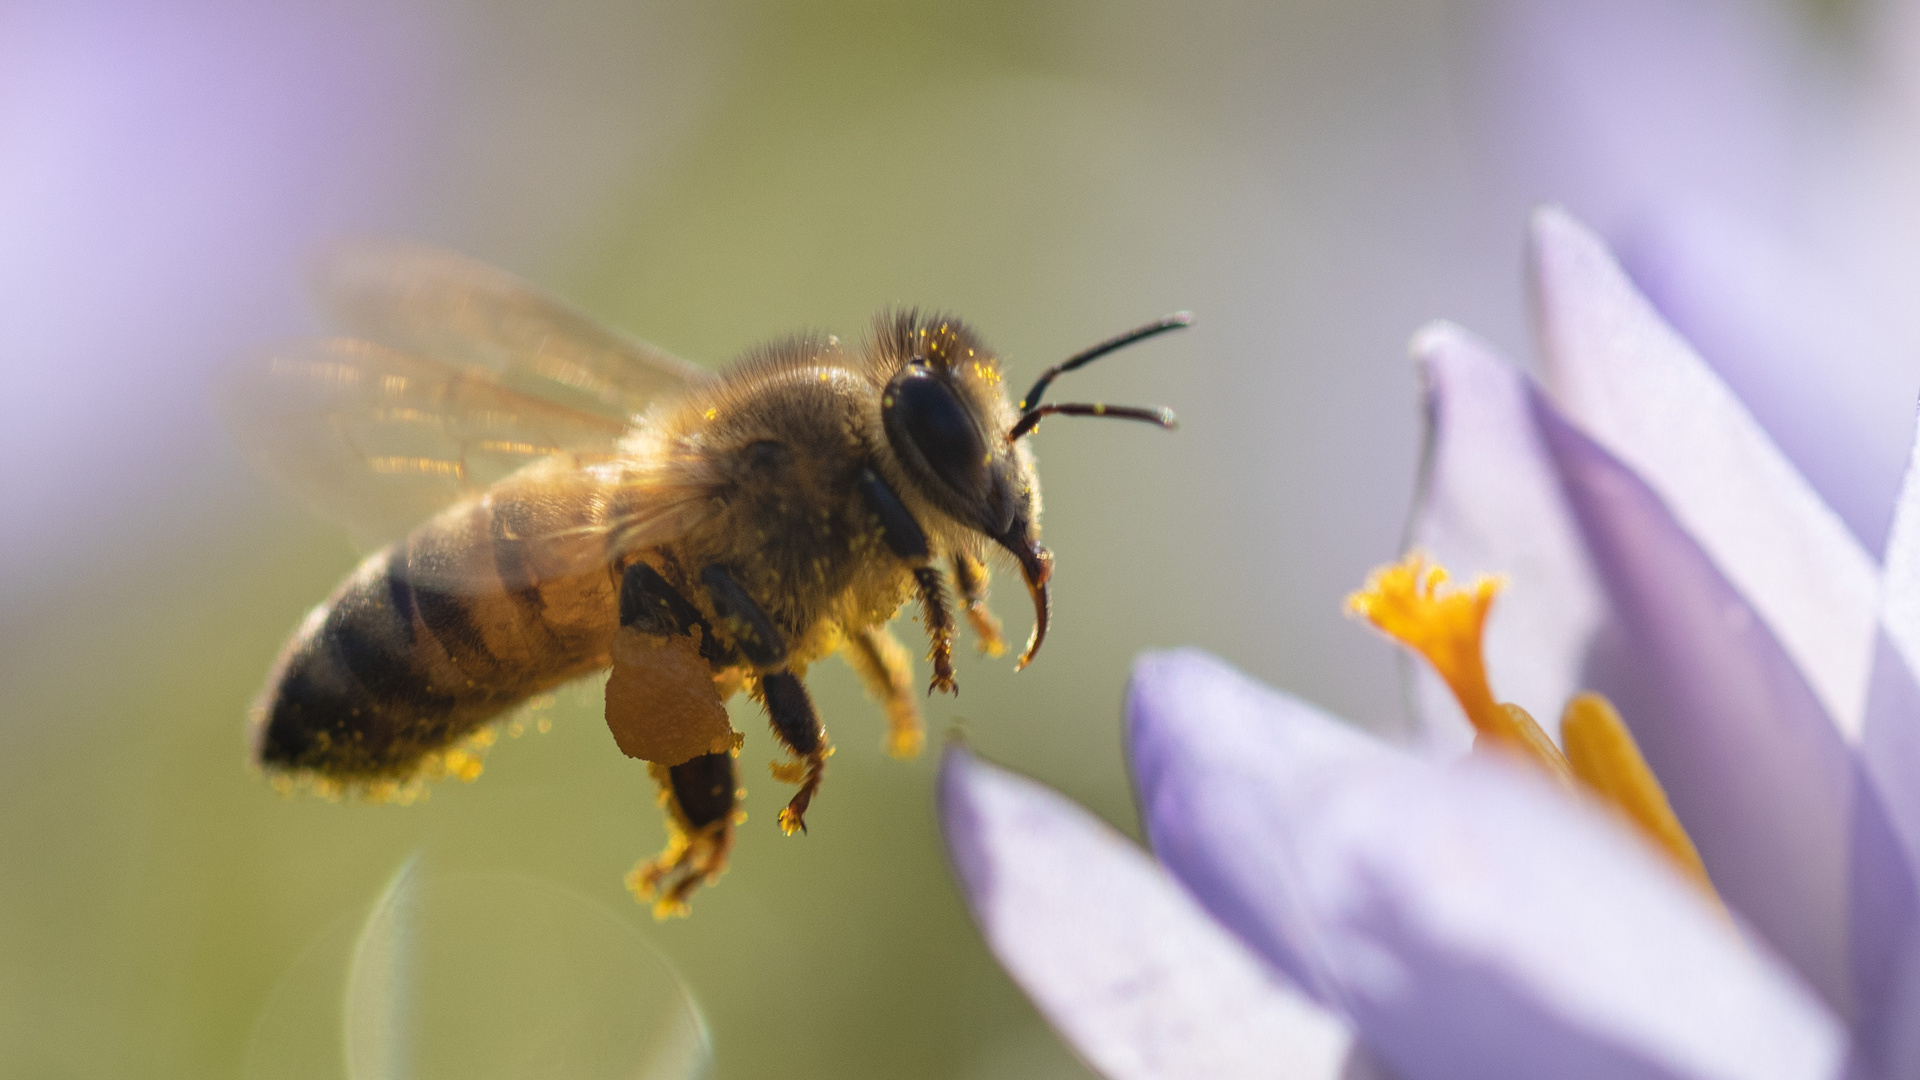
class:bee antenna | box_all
[1015,312,1192,413]
[1007,402,1177,442]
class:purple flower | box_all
[939,210,1920,1079]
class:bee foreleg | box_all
[759,671,830,835]
[951,552,1007,658]
[858,467,931,561]
[628,751,739,919]
[857,466,955,696]
[913,566,958,695]
[842,624,922,759]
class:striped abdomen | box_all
[253,463,626,781]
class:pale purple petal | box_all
[1474,0,1920,558]
[1534,399,1857,1014]
[1863,416,1920,861]
[1878,419,1920,735]
[1617,210,1914,551]
[1127,649,1404,1004]
[1314,754,1849,1080]
[1407,310,1861,1007]
[1404,322,1606,751]
[1128,650,1847,1080]
[938,746,1355,1080]
[1529,208,1878,740]
[1847,691,1920,1079]
[1851,420,1920,1073]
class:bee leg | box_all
[614,561,744,917]
[859,466,931,562]
[700,564,788,669]
[857,467,954,695]
[913,567,958,695]
[951,552,1007,657]
[607,562,739,767]
[842,624,922,759]
[760,671,830,835]
[698,564,832,835]
[628,751,739,918]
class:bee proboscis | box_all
[225,240,1185,914]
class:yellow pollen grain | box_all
[1347,553,1572,783]
[442,748,485,783]
[703,407,718,420]
[1562,692,1716,895]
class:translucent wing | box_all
[381,451,716,598]
[313,239,711,422]
[221,337,634,547]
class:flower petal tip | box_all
[1527,204,1591,259]
[1128,646,1240,697]
[936,742,984,839]
[1407,319,1469,363]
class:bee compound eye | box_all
[883,366,990,505]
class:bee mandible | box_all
[224,241,1185,914]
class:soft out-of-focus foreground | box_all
[4,1,1911,1078]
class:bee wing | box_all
[392,453,718,599]
[220,336,635,548]
[312,239,712,420]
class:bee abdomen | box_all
[254,551,470,778]
[252,466,629,782]
[254,535,618,781]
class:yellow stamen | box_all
[1490,702,1577,787]
[1562,692,1714,893]
[1346,553,1571,783]
[1347,553,1719,902]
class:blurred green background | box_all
[11,0,1855,1077]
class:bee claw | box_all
[779,805,810,835]
[773,748,828,836]
[628,818,733,919]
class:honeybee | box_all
[225,241,1184,915]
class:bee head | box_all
[877,311,1185,668]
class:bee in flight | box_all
[225,241,1185,915]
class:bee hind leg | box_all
[615,560,746,917]
[760,671,830,835]
[842,624,922,759]
[629,752,739,918]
